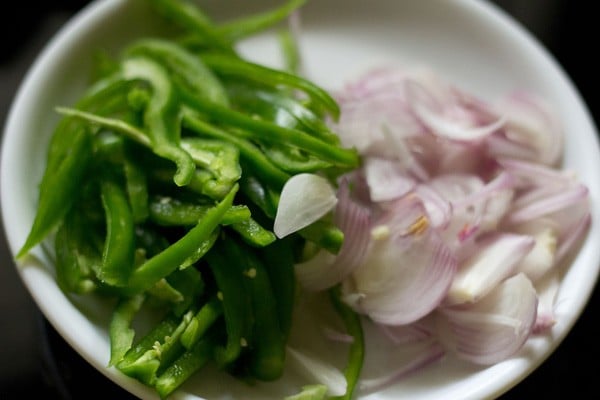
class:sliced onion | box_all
[344,195,457,325]
[436,273,538,365]
[532,269,560,334]
[492,91,563,166]
[513,225,557,283]
[364,157,416,202]
[294,180,372,291]
[445,233,534,305]
[274,173,338,238]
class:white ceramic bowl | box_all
[2,0,599,399]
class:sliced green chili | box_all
[127,184,238,294]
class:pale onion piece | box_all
[294,181,371,291]
[286,346,347,397]
[506,183,589,225]
[274,173,338,238]
[497,157,575,188]
[334,91,422,155]
[494,91,563,166]
[445,233,535,305]
[436,273,538,365]
[364,157,416,202]
[414,184,453,229]
[556,210,591,265]
[513,226,557,283]
[358,317,446,395]
[358,340,445,395]
[378,315,436,345]
[345,196,457,325]
[532,269,560,334]
[404,78,505,142]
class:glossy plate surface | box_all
[2,0,599,399]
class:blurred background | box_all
[1,0,598,398]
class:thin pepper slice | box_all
[99,175,136,287]
[155,335,215,399]
[121,56,195,187]
[205,237,253,368]
[225,82,340,145]
[109,294,146,366]
[328,286,365,400]
[149,196,250,227]
[182,111,291,190]
[147,0,233,53]
[54,203,102,295]
[241,242,286,381]
[229,217,276,248]
[17,126,94,259]
[126,184,238,294]
[200,52,341,120]
[124,38,229,107]
[259,236,297,341]
[216,0,306,42]
[180,296,223,349]
[180,93,359,169]
[117,313,180,384]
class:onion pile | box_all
[274,65,591,393]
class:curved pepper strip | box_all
[124,38,230,107]
[121,56,195,187]
[17,127,94,259]
[225,82,340,145]
[181,111,291,190]
[205,236,253,368]
[216,0,306,41]
[200,52,341,120]
[126,183,238,294]
[242,242,287,381]
[180,92,359,169]
[147,0,233,53]
[99,174,136,287]
[54,202,102,295]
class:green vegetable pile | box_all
[16,0,363,398]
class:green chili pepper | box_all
[118,310,195,385]
[149,195,250,226]
[182,111,291,189]
[124,38,230,107]
[205,237,253,368]
[99,175,136,287]
[180,296,223,350]
[17,126,94,259]
[229,217,276,247]
[127,184,238,294]
[298,219,345,255]
[180,93,358,169]
[147,0,233,53]
[328,285,365,400]
[123,143,150,223]
[121,56,195,187]
[155,334,215,399]
[117,313,180,384]
[200,52,341,120]
[238,176,280,224]
[259,237,297,341]
[109,294,146,366]
[225,82,340,145]
[216,0,306,42]
[54,203,102,295]
[241,242,286,381]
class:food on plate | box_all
[15,0,591,399]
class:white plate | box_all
[2,0,599,399]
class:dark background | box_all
[1,1,598,399]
